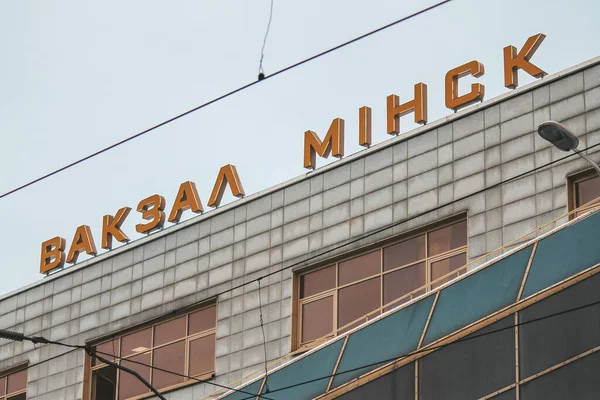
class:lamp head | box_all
[537,121,579,152]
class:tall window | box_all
[88,304,216,400]
[568,168,600,216]
[296,218,467,349]
[0,368,27,400]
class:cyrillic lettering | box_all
[208,164,245,208]
[40,236,66,274]
[504,33,546,89]
[386,83,427,135]
[168,181,204,223]
[66,225,97,264]
[303,118,345,170]
[445,60,485,111]
[101,206,132,250]
[136,194,166,234]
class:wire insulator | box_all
[0,329,25,342]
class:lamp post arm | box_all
[573,148,600,177]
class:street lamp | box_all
[537,121,600,176]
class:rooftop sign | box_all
[39,33,546,275]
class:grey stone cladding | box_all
[1,58,600,400]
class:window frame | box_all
[0,363,28,400]
[292,214,469,352]
[84,302,217,400]
[567,167,600,218]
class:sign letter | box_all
[168,181,204,223]
[40,236,66,274]
[208,164,246,208]
[445,61,485,111]
[136,194,166,234]
[359,106,372,148]
[102,206,132,250]
[303,118,345,170]
[504,33,546,89]
[386,83,427,135]
[66,225,97,264]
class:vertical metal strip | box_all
[326,336,349,392]
[517,242,538,301]
[255,376,266,400]
[414,359,419,400]
[418,292,439,349]
[515,312,520,400]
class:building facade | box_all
[1,56,600,400]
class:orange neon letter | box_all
[303,118,345,170]
[208,164,246,208]
[40,236,66,274]
[445,60,485,111]
[136,194,166,234]
[504,33,546,89]
[66,225,97,264]
[101,206,132,250]
[359,106,372,148]
[386,83,427,135]
[168,181,204,223]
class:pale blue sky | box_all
[1,0,599,294]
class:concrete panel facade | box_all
[1,58,600,400]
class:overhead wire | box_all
[257,278,271,393]
[258,0,275,80]
[0,333,267,398]
[17,141,597,397]
[0,0,454,201]
[4,295,599,399]
[164,140,600,318]
[1,142,597,397]
[234,297,600,399]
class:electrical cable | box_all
[0,0,454,200]
[89,349,167,400]
[170,141,600,317]
[257,278,271,392]
[88,347,275,400]
[258,0,274,80]
[6,293,595,399]
[2,141,595,398]
[234,297,600,399]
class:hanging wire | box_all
[0,0,453,201]
[258,0,275,80]
[257,278,271,393]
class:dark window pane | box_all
[121,328,151,357]
[301,296,334,343]
[93,338,120,366]
[119,353,151,400]
[153,341,185,389]
[300,265,336,298]
[189,305,217,335]
[428,220,467,256]
[6,370,26,394]
[431,252,467,289]
[576,176,600,207]
[8,393,26,400]
[383,262,426,309]
[154,317,186,347]
[0,376,5,396]
[92,365,116,400]
[189,334,216,377]
[338,277,381,330]
[383,235,425,271]
[338,251,380,286]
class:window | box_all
[295,218,467,349]
[88,304,216,400]
[568,168,600,216]
[0,368,27,400]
